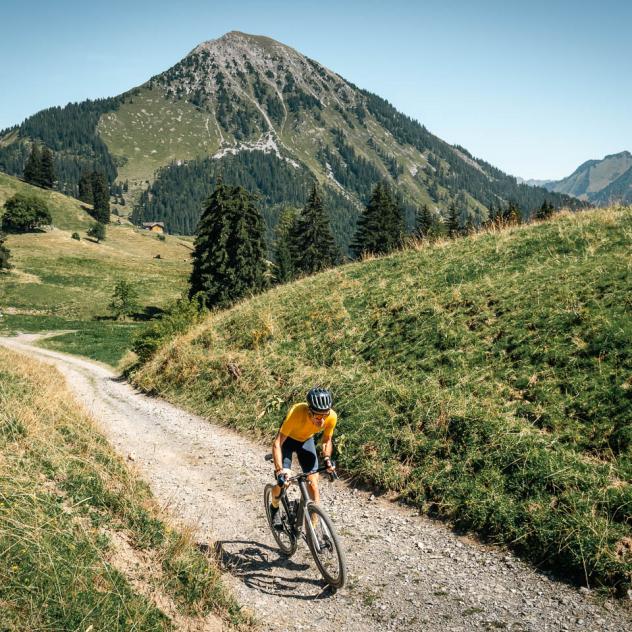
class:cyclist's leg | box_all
[271,438,298,508]
[296,437,320,504]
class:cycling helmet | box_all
[307,387,332,413]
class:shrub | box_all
[131,297,206,363]
[87,222,106,243]
[109,280,140,321]
[71,232,80,240]
[1,193,52,232]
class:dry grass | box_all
[0,348,250,630]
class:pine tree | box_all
[0,232,11,270]
[351,182,404,258]
[189,181,267,308]
[446,202,460,238]
[23,144,42,186]
[78,172,93,204]
[504,201,521,225]
[415,204,434,239]
[536,200,554,221]
[293,184,339,274]
[91,171,110,224]
[274,206,299,284]
[40,147,55,189]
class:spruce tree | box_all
[274,207,299,284]
[446,202,460,238]
[504,201,521,225]
[40,147,55,189]
[536,200,554,221]
[351,182,404,258]
[0,232,11,270]
[78,172,93,204]
[189,181,267,308]
[23,144,42,186]
[91,171,110,224]
[415,204,434,239]
[293,184,339,274]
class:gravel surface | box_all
[2,334,630,632]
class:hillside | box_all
[0,32,582,248]
[0,172,191,363]
[131,206,632,590]
[0,346,246,629]
[535,151,632,204]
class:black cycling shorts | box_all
[281,436,318,474]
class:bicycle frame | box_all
[276,466,331,553]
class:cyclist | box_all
[269,387,337,528]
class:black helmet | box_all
[307,387,332,413]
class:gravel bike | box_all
[263,455,347,589]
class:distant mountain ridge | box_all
[528,151,632,204]
[0,31,582,244]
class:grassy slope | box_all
[0,172,191,364]
[98,87,221,190]
[0,347,248,630]
[132,207,632,590]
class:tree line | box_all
[188,177,562,311]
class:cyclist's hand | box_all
[276,468,292,487]
[324,457,336,474]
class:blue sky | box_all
[1,0,629,179]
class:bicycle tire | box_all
[304,502,347,588]
[263,483,297,556]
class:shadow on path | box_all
[198,540,337,600]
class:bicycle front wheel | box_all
[304,502,347,589]
[263,484,297,557]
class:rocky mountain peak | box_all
[155,31,357,137]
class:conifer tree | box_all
[446,202,460,238]
[0,232,11,270]
[274,207,299,284]
[504,201,521,225]
[78,172,93,204]
[23,144,42,186]
[351,182,404,258]
[293,184,339,274]
[91,171,110,223]
[40,147,55,189]
[415,204,434,239]
[189,181,267,308]
[536,200,554,221]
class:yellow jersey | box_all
[279,402,337,442]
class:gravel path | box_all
[1,334,630,632]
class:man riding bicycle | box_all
[269,387,337,528]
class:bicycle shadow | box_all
[199,540,337,600]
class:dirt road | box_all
[1,334,629,632]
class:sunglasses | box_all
[309,410,329,421]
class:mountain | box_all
[536,150,632,204]
[0,31,582,246]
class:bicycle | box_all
[263,454,347,589]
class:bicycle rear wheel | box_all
[264,484,297,556]
[304,502,347,588]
